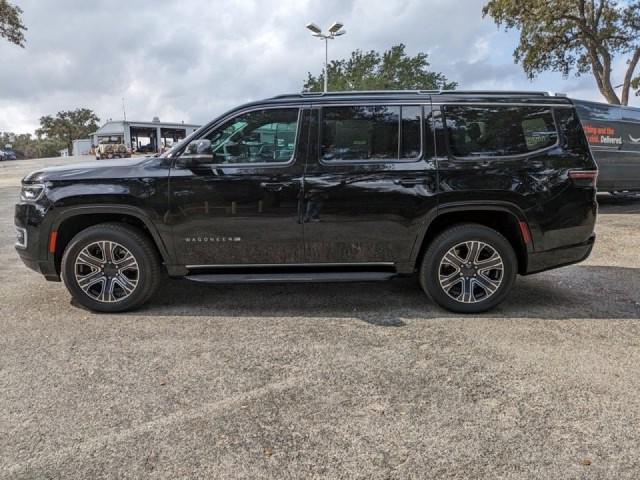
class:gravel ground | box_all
[1,157,639,479]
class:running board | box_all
[184,271,397,284]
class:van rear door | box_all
[574,99,640,192]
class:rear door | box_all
[168,106,306,267]
[435,98,597,251]
[301,101,438,269]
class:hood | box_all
[23,156,168,183]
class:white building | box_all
[72,138,93,156]
[92,118,200,153]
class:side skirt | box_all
[184,271,397,285]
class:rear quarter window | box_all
[443,105,558,158]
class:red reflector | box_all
[48,231,58,254]
[568,170,598,181]
[518,221,531,245]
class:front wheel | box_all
[419,224,517,313]
[61,223,162,312]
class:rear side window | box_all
[575,102,622,122]
[321,105,422,162]
[621,108,640,123]
[443,105,558,158]
[401,106,421,158]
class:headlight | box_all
[20,183,45,202]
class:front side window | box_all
[321,105,422,162]
[444,105,558,158]
[182,108,299,164]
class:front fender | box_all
[50,204,174,265]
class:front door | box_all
[302,103,439,268]
[168,107,305,267]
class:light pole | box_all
[305,22,346,92]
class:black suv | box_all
[15,91,597,313]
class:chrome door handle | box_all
[393,178,425,187]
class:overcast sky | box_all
[1,0,639,134]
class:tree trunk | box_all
[621,48,640,106]
[597,77,621,105]
[589,56,621,104]
[597,49,621,104]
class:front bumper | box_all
[14,202,60,281]
[525,234,596,275]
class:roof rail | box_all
[272,90,437,99]
[271,89,569,99]
[438,90,552,96]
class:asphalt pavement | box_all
[1,156,639,479]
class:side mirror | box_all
[186,138,212,155]
[178,139,214,169]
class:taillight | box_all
[518,221,531,245]
[568,170,598,187]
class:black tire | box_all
[61,223,162,312]
[419,223,517,313]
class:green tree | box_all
[483,0,640,105]
[36,109,100,155]
[0,0,26,47]
[1,131,67,159]
[303,44,457,92]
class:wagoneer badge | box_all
[185,236,242,243]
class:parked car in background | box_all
[15,90,598,314]
[95,139,131,160]
[574,99,640,196]
[0,147,17,161]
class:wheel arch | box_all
[50,205,172,275]
[411,202,531,275]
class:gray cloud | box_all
[0,0,637,133]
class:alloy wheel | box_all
[74,240,139,303]
[438,240,504,304]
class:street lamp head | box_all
[306,22,322,34]
[306,21,345,93]
[328,22,344,34]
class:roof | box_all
[183,89,575,142]
[234,90,574,111]
[95,119,201,136]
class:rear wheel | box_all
[419,224,517,313]
[61,223,161,312]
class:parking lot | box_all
[1,156,639,479]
